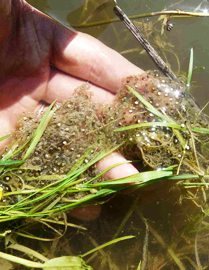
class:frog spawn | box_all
[0,85,112,205]
[113,71,209,173]
[1,71,209,205]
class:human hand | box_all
[0,0,143,220]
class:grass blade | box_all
[114,121,184,132]
[0,134,11,142]
[87,170,173,187]
[23,100,56,161]
[126,85,187,149]
[43,256,93,269]
[0,251,44,268]
[14,231,56,242]
[186,47,194,99]
[8,244,48,262]
[0,160,24,166]
[40,218,87,230]
[137,261,142,270]
[84,160,132,185]
[126,85,175,123]
[81,235,135,258]
[191,127,209,134]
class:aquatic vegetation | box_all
[0,70,209,219]
[1,70,209,269]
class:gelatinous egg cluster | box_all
[113,71,209,173]
[1,71,209,205]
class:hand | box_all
[0,0,143,220]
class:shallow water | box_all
[16,1,209,269]
[28,0,209,111]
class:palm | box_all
[0,1,62,133]
[0,0,142,184]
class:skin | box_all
[0,0,144,221]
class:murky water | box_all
[19,0,209,269]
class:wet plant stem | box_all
[140,214,149,270]
[72,10,209,28]
[112,197,139,240]
[113,5,179,81]
[195,222,203,269]
[146,222,186,270]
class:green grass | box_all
[186,48,194,99]
[0,82,208,224]
[0,62,208,269]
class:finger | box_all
[69,205,102,222]
[52,27,144,93]
[70,152,139,222]
[96,152,139,180]
[45,67,115,104]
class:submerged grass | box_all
[0,235,135,269]
[0,81,208,268]
[71,10,209,28]
[1,87,194,224]
[186,48,194,99]
[1,70,209,268]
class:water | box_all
[28,0,209,110]
[17,0,209,269]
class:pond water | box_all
[19,0,209,269]
[28,0,209,111]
